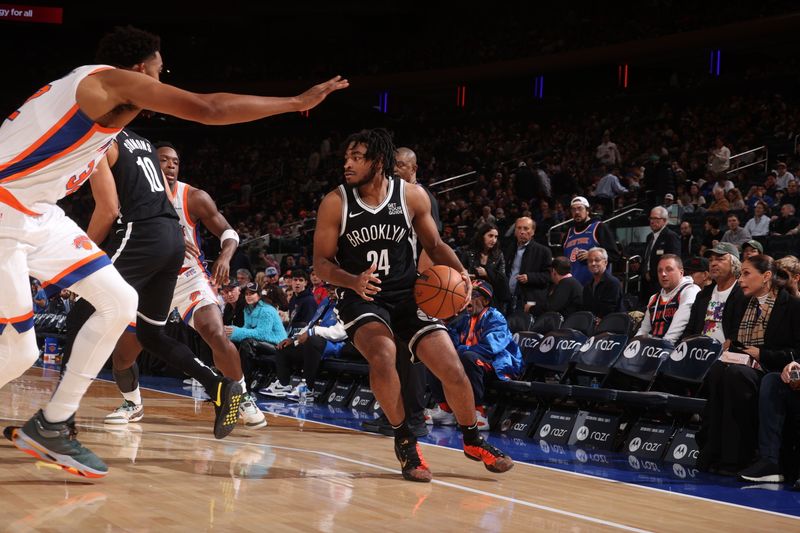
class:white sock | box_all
[238,377,247,394]
[122,388,142,405]
[44,267,137,423]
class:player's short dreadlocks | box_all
[344,128,396,178]
[95,26,161,68]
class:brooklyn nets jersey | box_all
[111,129,177,224]
[336,177,416,302]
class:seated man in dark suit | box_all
[536,256,583,318]
[582,247,624,320]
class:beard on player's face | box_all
[348,161,383,189]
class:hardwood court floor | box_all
[0,368,796,532]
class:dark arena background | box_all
[1,2,800,531]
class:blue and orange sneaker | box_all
[5,410,108,479]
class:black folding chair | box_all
[596,312,632,336]
[562,311,595,336]
[530,311,563,335]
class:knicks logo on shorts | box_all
[190,291,201,302]
[72,236,93,250]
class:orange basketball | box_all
[414,265,468,319]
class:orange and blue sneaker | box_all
[394,437,432,482]
[464,437,514,473]
[4,410,108,479]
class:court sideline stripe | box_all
[97,377,800,522]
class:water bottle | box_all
[590,377,600,389]
[297,379,310,405]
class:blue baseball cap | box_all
[472,280,493,302]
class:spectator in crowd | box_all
[726,188,746,211]
[745,185,773,212]
[594,166,628,214]
[699,216,722,256]
[286,269,317,336]
[254,271,268,290]
[562,196,619,286]
[685,256,712,289]
[711,175,735,197]
[741,240,763,261]
[427,281,522,431]
[582,247,624,319]
[642,206,681,299]
[707,187,731,213]
[309,268,329,305]
[596,130,622,167]
[664,193,682,226]
[775,161,795,191]
[683,182,707,213]
[679,221,700,261]
[769,204,799,235]
[236,268,253,288]
[459,223,508,308]
[280,254,297,273]
[783,178,800,211]
[776,256,800,296]
[261,291,346,399]
[683,243,745,344]
[47,289,74,315]
[264,266,280,286]
[221,278,246,327]
[738,360,800,485]
[536,256,584,318]
[31,279,47,313]
[764,171,779,198]
[698,254,800,474]
[707,136,731,176]
[720,213,751,250]
[636,254,700,343]
[504,217,552,313]
[229,282,288,384]
[744,201,771,237]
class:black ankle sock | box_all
[392,420,413,441]
[461,422,482,445]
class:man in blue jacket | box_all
[426,281,523,430]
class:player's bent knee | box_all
[0,330,39,386]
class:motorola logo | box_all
[580,337,594,352]
[539,424,551,437]
[576,426,590,441]
[328,392,337,403]
[629,437,642,452]
[539,336,555,353]
[576,448,588,463]
[672,342,688,361]
[624,340,641,358]
[673,444,688,459]
[351,396,361,407]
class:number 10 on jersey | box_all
[366,249,390,277]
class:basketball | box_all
[414,265,468,319]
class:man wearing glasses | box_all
[642,206,681,300]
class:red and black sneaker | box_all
[394,437,432,482]
[464,437,514,473]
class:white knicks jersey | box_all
[172,180,210,275]
[0,65,121,215]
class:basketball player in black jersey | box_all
[314,129,513,482]
[62,129,243,439]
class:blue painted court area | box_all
[128,372,800,519]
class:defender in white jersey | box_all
[1,25,347,478]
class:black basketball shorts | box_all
[337,290,447,359]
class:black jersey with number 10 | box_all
[110,129,178,224]
[336,177,416,302]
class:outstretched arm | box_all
[188,187,236,286]
[312,190,381,301]
[81,70,348,127]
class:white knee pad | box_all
[0,329,39,389]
